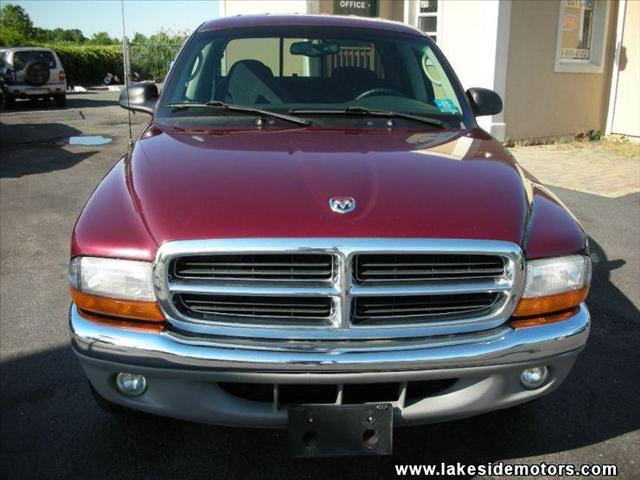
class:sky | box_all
[3,0,220,38]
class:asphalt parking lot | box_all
[1,92,638,479]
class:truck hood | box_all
[132,125,529,244]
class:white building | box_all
[218,0,639,142]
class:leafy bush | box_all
[129,43,182,82]
[0,27,27,47]
[42,43,123,86]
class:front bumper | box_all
[70,303,590,427]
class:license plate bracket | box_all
[288,403,393,457]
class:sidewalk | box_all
[510,143,640,198]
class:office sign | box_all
[334,0,378,17]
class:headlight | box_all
[69,257,164,322]
[513,255,591,319]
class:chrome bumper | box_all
[70,304,589,373]
[71,304,589,427]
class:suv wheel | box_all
[54,94,66,108]
[24,60,50,86]
[3,92,15,109]
[89,382,131,415]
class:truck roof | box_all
[198,14,423,36]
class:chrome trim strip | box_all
[169,281,339,297]
[153,238,524,340]
[70,303,590,372]
[350,281,511,296]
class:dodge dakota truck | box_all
[69,15,591,456]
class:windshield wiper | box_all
[289,106,444,128]
[168,101,310,126]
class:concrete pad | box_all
[511,144,640,198]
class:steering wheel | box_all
[355,88,405,100]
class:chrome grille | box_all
[175,294,332,322]
[353,292,499,324]
[173,253,333,282]
[354,254,505,283]
[155,239,524,341]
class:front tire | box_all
[54,94,66,108]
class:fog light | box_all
[520,366,549,389]
[115,372,147,396]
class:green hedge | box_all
[39,43,181,86]
[41,43,123,86]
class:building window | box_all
[417,0,440,42]
[555,0,610,73]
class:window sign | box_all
[559,0,594,60]
[555,0,610,73]
[417,0,439,42]
[333,0,378,17]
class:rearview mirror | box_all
[119,82,159,114]
[466,87,503,117]
[290,40,340,57]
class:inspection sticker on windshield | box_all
[434,99,458,113]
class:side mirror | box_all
[466,87,503,116]
[119,81,158,114]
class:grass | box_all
[598,137,640,159]
[505,131,640,160]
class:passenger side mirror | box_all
[119,81,159,114]
[466,87,503,117]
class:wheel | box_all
[54,94,66,108]
[89,382,131,415]
[23,60,50,86]
[3,92,15,109]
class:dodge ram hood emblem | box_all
[329,197,356,214]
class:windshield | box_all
[13,50,57,69]
[157,26,471,128]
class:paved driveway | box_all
[1,93,638,479]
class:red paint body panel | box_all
[71,160,157,261]
[71,124,587,261]
[524,185,588,259]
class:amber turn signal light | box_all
[76,307,165,332]
[70,288,165,322]
[510,308,578,329]
[513,286,589,318]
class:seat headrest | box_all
[228,59,274,79]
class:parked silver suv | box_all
[0,47,67,108]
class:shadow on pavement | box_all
[0,239,637,479]
[66,95,119,109]
[0,122,97,178]
[1,94,118,111]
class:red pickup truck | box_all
[69,15,591,456]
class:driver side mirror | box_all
[119,81,159,114]
[466,87,503,117]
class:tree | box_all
[131,32,147,45]
[87,31,117,45]
[59,28,87,43]
[0,4,33,37]
[0,3,33,46]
